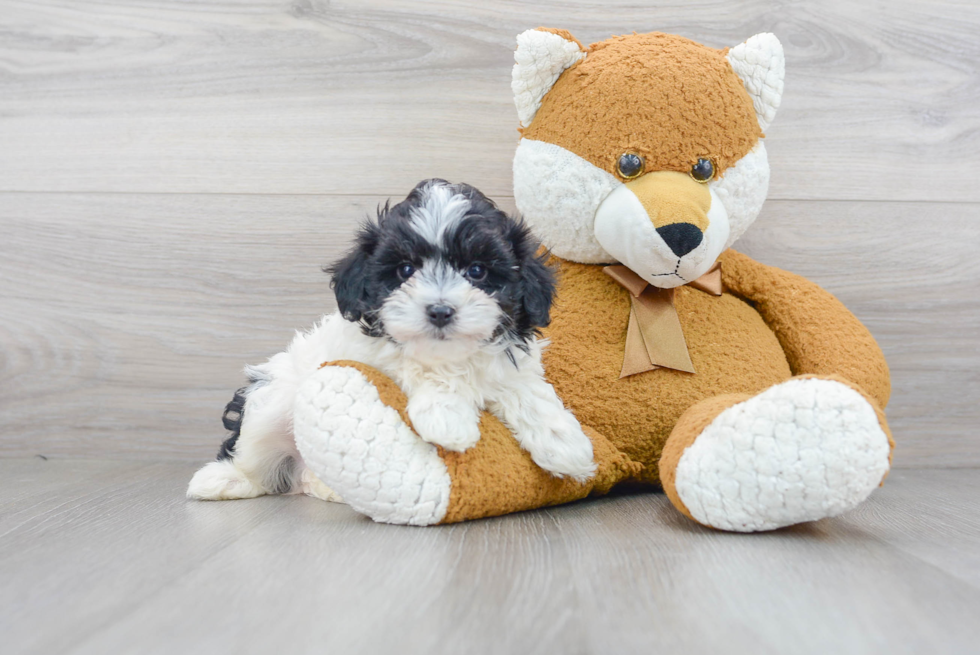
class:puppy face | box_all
[329,180,555,361]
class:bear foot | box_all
[668,377,891,532]
[292,365,452,526]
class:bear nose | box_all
[426,304,455,327]
[656,223,703,257]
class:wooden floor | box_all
[2,459,979,655]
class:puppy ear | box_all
[327,222,380,322]
[519,250,556,330]
[510,221,557,331]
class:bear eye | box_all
[617,153,644,180]
[691,158,715,183]
[396,263,415,280]
[465,263,487,282]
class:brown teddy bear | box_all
[292,29,894,531]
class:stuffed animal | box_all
[293,28,894,530]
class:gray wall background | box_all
[1,0,977,466]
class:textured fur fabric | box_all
[541,251,794,481]
[521,32,762,178]
[512,28,585,128]
[665,377,891,532]
[293,360,640,525]
[276,29,894,531]
[542,249,895,485]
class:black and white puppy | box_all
[187,180,596,502]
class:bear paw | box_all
[293,365,452,525]
[673,378,891,532]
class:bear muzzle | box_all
[593,171,731,289]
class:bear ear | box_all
[727,33,785,131]
[512,28,586,128]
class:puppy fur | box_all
[187,180,597,502]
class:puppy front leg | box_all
[489,376,597,483]
[406,385,482,452]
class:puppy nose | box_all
[656,223,703,257]
[426,304,455,327]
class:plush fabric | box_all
[720,250,892,408]
[666,376,892,532]
[309,362,642,525]
[522,32,762,179]
[659,392,751,523]
[726,33,785,131]
[293,362,452,526]
[441,421,641,524]
[512,28,585,128]
[512,138,621,263]
[542,252,794,483]
[297,28,895,532]
[712,141,771,249]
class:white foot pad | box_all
[674,378,891,532]
[293,365,451,526]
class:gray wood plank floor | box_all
[2,459,979,655]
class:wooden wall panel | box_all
[0,1,978,201]
[1,193,976,466]
[1,1,976,464]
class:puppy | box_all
[187,179,596,502]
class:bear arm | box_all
[321,360,416,428]
[316,361,643,523]
[717,250,892,408]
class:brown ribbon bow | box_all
[603,262,723,378]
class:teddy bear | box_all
[293,28,894,531]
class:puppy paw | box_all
[186,459,264,500]
[519,416,597,483]
[296,467,344,503]
[407,394,481,452]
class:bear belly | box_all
[542,259,792,483]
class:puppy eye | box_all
[396,263,415,280]
[617,153,644,180]
[465,263,487,282]
[691,158,715,183]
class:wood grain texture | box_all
[1,0,979,201]
[1,193,977,465]
[1,460,979,655]
[0,193,365,458]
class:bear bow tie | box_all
[603,262,723,378]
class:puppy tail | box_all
[216,386,248,460]
[215,364,272,460]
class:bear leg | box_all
[659,375,894,532]
[293,361,641,525]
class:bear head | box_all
[512,29,784,288]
